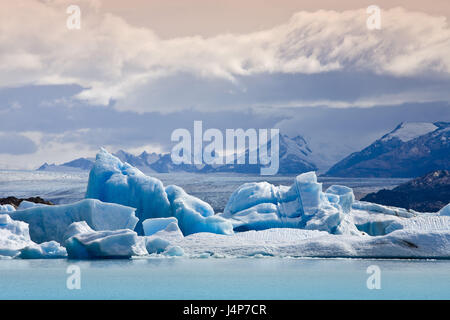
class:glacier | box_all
[64,221,147,259]
[86,149,233,236]
[9,199,138,244]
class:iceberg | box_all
[170,227,450,259]
[0,214,31,257]
[325,185,355,213]
[9,199,138,244]
[166,185,233,236]
[351,201,416,218]
[86,149,233,236]
[18,241,67,259]
[439,204,450,216]
[142,217,183,238]
[142,217,184,254]
[0,204,15,212]
[86,148,171,234]
[142,217,179,236]
[221,171,356,234]
[64,221,147,259]
[385,216,450,233]
[17,200,48,210]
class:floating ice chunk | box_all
[222,172,355,234]
[294,172,321,215]
[86,148,171,234]
[19,241,67,259]
[142,217,184,253]
[0,214,32,257]
[325,185,355,213]
[142,217,180,236]
[0,204,16,212]
[9,199,138,244]
[304,205,342,233]
[439,204,450,216]
[221,203,300,231]
[223,182,277,215]
[164,245,184,256]
[145,237,171,254]
[64,221,147,259]
[166,185,234,236]
[17,201,47,210]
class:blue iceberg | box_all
[221,172,358,234]
[166,185,233,236]
[86,149,233,236]
[9,199,138,244]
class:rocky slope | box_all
[361,170,450,212]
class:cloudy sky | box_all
[0,0,449,169]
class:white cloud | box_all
[0,1,449,111]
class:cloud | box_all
[0,1,449,112]
[0,133,38,155]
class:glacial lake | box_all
[2,170,446,300]
[0,258,449,300]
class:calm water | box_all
[0,258,449,300]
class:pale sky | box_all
[103,0,450,37]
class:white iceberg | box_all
[9,199,138,244]
[64,221,147,259]
[143,217,185,254]
[171,227,450,259]
[142,217,180,236]
[18,241,67,259]
[325,185,355,213]
[385,215,450,233]
[17,200,48,210]
[0,204,16,212]
[0,214,31,257]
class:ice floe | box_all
[64,221,147,259]
[9,199,138,244]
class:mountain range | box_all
[37,122,449,177]
[37,134,317,175]
[325,122,450,178]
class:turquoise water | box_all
[0,258,449,299]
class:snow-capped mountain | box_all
[37,134,318,175]
[325,122,450,178]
